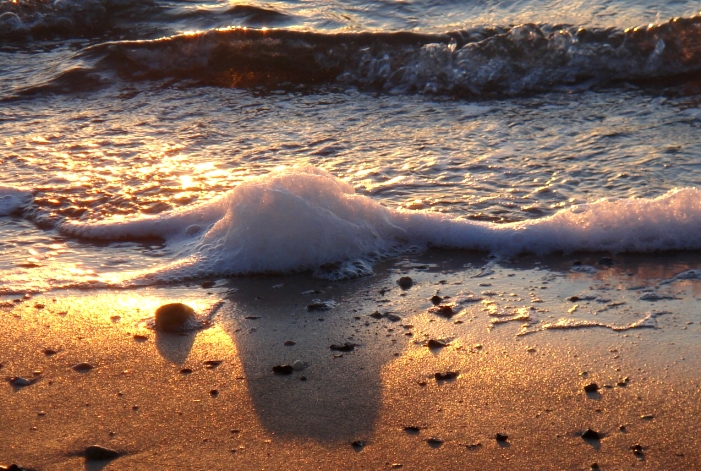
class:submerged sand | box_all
[2,250,701,470]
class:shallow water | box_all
[1,0,700,293]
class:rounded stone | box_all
[154,303,196,332]
[292,360,305,371]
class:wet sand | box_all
[2,250,701,470]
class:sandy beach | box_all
[2,250,701,470]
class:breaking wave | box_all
[54,166,701,283]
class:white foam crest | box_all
[58,167,701,283]
[400,187,701,254]
[0,186,32,216]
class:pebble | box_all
[179,368,193,374]
[434,371,458,381]
[429,295,442,305]
[631,444,644,455]
[154,303,197,332]
[330,343,357,352]
[1,465,29,471]
[351,440,366,450]
[133,334,148,342]
[204,360,222,369]
[495,433,509,442]
[306,300,336,311]
[640,414,654,420]
[581,429,601,440]
[403,426,421,434]
[9,377,32,387]
[84,445,120,460]
[42,348,58,356]
[427,339,449,349]
[72,362,94,372]
[397,277,413,290]
[427,305,454,318]
[210,389,219,397]
[426,437,444,446]
[292,360,305,371]
[272,365,293,375]
[583,383,599,393]
[283,340,296,346]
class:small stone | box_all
[427,339,449,349]
[299,376,307,381]
[581,429,601,440]
[179,368,193,374]
[403,426,421,434]
[640,414,654,420]
[426,437,444,446]
[200,281,215,289]
[9,377,32,387]
[397,277,413,289]
[292,360,305,371]
[351,440,366,450]
[283,340,296,346]
[429,295,442,305]
[84,445,120,460]
[42,348,58,356]
[495,433,508,442]
[330,343,357,352]
[210,389,219,397]
[272,365,293,375]
[133,334,148,342]
[598,257,615,266]
[385,313,401,322]
[306,300,336,311]
[154,303,197,332]
[428,304,454,318]
[369,311,384,319]
[204,360,222,369]
[72,362,94,372]
[2,465,29,471]
[434,371,458,381]
[391,464,403,469]
[584,383,599,393]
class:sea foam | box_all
[58,166,701,282]
[0,186,32,216]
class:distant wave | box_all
[5,14,696,98]
[57,166,701,283]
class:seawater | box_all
[1,0,701,293]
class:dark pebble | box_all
[385,313,401,322]
[283,340,296,346]
[154,303,196,333]
[133,334,148,342]
[567,296,581,302]
[2,465,29,471]
[300,376,307,381]
[72,362,94,372]
[204,360,222,368]
[435,371,458,381]
[9,377,32,387]
[428,305,454,318]
[210,389,219,397]
[581,429,601,440]
[495,433,508,442]
[403,426,421,434]
[272,365,293,375]
[426,437,444,446]
[369,311,384,319]
[84,445,120,461]
[351,440,366,450]
[330,343,357,352]
[200,281,215,289]
[244,316,260,320]
[179,368,193,374]
[306,300,335,311]
[427,339,449,349]
[598,257,615,266]
[584,383,599,392]
[430,295,442,305]
[397,277,413,290]
[42,348,57,355]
